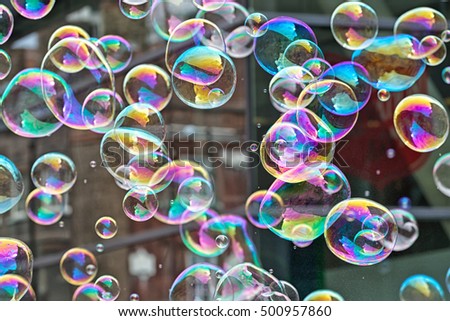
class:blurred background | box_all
[0,0,449,300]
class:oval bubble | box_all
[0,5,13,45]
[96,35,132,74]
[0,49,12,80]
[60,248,97,285]
[95,216,118,239]
[81,89,117,130]
[433,153,450,196]
[0,155,24,214]
[123,186,158,222]
[26,189,64,225]
[245,190,284,229]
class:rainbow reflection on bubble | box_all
[123,186,159,222]
[400,274,445,301]
[178,177,214,213]
[26,189,64,226]
[393,94,449,153]
[0,5,13,45]
[245,13,268,38]
[48,25,90,50]
[97,35,132,74]
[119,0,151,20]
[11,0,55,20]
[0,274,30,301]
[0,238,33,283]
[82,89,117,130]
[304,289,344,301]
[169,263,225,301]
[278,39,324,70]
[394,7,448,41]
[95,217,118,239]
[95,275,120,301]
[59,248,97,286]
[72,283,104,301]
[245,190,283,229]
[324,198,398,266]
[0,155,24,214]
[31,152,77,195]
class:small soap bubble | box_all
[215,235,229,249]
[378,89,390,102]
[130,293,140,301]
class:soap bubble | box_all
[0,238,33,283]
[433,153,450,196]
[302,58,333,81]
[278,39,324,70]
[245,190,283,229]
[60,248,97,285]
[330,2,378,50]
[393,94,449,153]
[178,177,214,213]
[0,275,30,301]
[72,283,104,301]
[304,289,344,301]
[11,0,55,20]
[123,186,159,222]
[0,49,11,80]
[245,13,268,38]
[378,89,390,102]
[95,217,118,239]
[31,152,77,195]
[0,5,13,45]
[119,0,151,20]
[419,35,447,66]
[0,155,24,214]
[394,7,448,41]
[324,198,398,266]
[386,209,419,252]
[123,64,172,111]
[129,293,140,301]
[48,25,90,50]
[215,235,229,249]
[442,67,450,84]
[95,275,120,301]
[97,35,132,74]
[169,263,225,301]
[81,89,117,130]
[26,189,64,226]
[400,275,445,301]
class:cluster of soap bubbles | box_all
[1,0,450,302]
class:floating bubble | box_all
[245,190,283,229]
[302,58,333,81]
[95,244,104,253]
[215,235,229,249]
[129,293,140,301]
[178,177,214,213]
[127,151,173,190]
[330,2,378,50]
[60,248,97,285]
[81,89,117,130]
[48,25,90,50]
[96,35,132,74]
[119,0,151,20]
[0,155,24,214]
[0,275,30,301]
[245,13,268,38]
[31,152,77,195]
[95,217,118,239]
[0,5,13,45]
[278,40,324,70]
[378,89,390,102]
[433,153,450,196]
[400,275,445,301]
[95,275,120,301]
[11,0,55,20]
[123,65,172,111]
[72,283,103,301]
[419,35,447,66]
[393,94,449,153]
[193,0,226,11]
[26,189,64,226]
[0,238,33,283]
[394,7,448,41]
[386,148,396,159]
[295,107,340,143]
[254,16,317,75]
[171,46,236,109]
[123,186,158,222]
[352,35,425,92]
[304,289,344,301]
[214,263,285,301]
[385,209,419,252]
[324,198,398,266]
[169,263,225,301]
[442,67,450,84]
[442,30,450,42]
[1,68,64,138]
[260,164,350,242]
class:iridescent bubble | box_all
[293,240,313,248]
[119,0,151,20]
[1,68,64,138]
[97,35,132,74]
[123,65,172,111]
[95,275,120,301]
[214,263,285,301]
[31,152,77,195]
[127,150,173,189]
[215,235,229,249]
[171,46,236,109]
[400,275,445,301]
[302,58,333,81]
[95,243,104,253]
[245,190,283,229]
[178,177,214,213]
[11,0,55,20]
[386,209,419,252]
[393,94,449,153]
[72,283,104,301]
[278,39,324,70]
[442,67,450,84]
[48,25,90,50]
[254,16,317,75]
[0,155,24,214]
[433,153,450,196]
[0,275,30,301]
[0,238,33,283]
[295,107,339,143]
[330,2,378,50]
[394,7,448,41]
[95,216,118,239]
[442,30,450,42]
[169,263,225,301]
[304,289,344,301]
[378,89,390,102]
[41,37,115,130]
[26,189,64,226]
[352,35,426,92]
[245,13,268,38]
[81,89,117,130]
[260,164,351,242]
[280,281,299,301]
[123,186,158,222]
[19,284,36,301]
[419,35,447,66]
[60,248,97,285]
[192,0,226,12]
[0,5,13,45]
[324,198,398,266]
